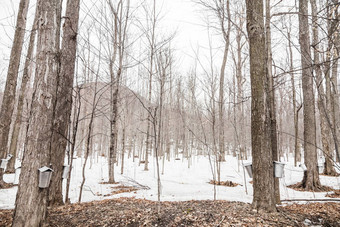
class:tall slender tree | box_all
[144,0,157,171]
[265,0,280,204]
[48,0,81,206]
[310,0,337,176]
[0,0,30,187]
[298,0,321,190]
[245,0,276,212]
[6,7,38,174]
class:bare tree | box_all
[48,0,81,206]
[310,0,337,176]
[0,0,30,187]
[6,8,38,174]
[286,19,301,167]
[265,0,280,204]
[195,0,231,163]
[12,0,62,225]
[245,0,276,212]
[298,0,321,190]
[107,0,130,183]
[230,4,247,161]
[79,74,100,203]
[143,0,157,171]
[65,85,82,204]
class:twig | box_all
[215,215,226,227]
[122,176,150,190]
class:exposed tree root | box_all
[321,172,340,177]
[288,182,333,192]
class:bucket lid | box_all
[243,162,252,167]
[274,161,285,165]
[39,166,53,172]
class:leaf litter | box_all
[0,198,339,226]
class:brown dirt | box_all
[209,180,240,187]
[0,198,339,226]
[96,185,138,197]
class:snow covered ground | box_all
[1,154,339,209]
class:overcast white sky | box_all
[0,0,216,88]
[0,0,305,99]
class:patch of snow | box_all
[0,154,339,209]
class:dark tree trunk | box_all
[12,0,61,225]
[245,0,276,212]
[48,0,81,206]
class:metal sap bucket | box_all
[318,163,324,174]
[38,166,53,188]
[243,162,253,178]
[62,165,70,179]
[0,159,8,170]
[274,161,285,178]
[14,167,21,185]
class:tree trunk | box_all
[108,67,120,183]
[287,26,301,167]
[0,0,30,187]
[218,0,231,162]
[310,0,337,176]
[245,0,276,212]
[298,0,321,190]
[265,0,280,205]
[48,0,80,206]
[65,87,82,204]
[6,7,37,174]
[108,16,118,183]
[121,127,125,175]
[12,0,61,225]
[330,1,340,164]
[79,85,97,203]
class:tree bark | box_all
[265,0,280,205]
[108,5,119,183]
[298,0,321,190]
[245,0,276,212]
[6,7,37,174]
[79,83,97,203]
[329,0,340,164]
[0,0,30,187]
[311,0,337,176]
[48,0,80,206]
[65,86,82,204]
[218,0,231,162]
[12,0,61,225]
[287,25,301,167]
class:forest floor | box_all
[0,197,339,226]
